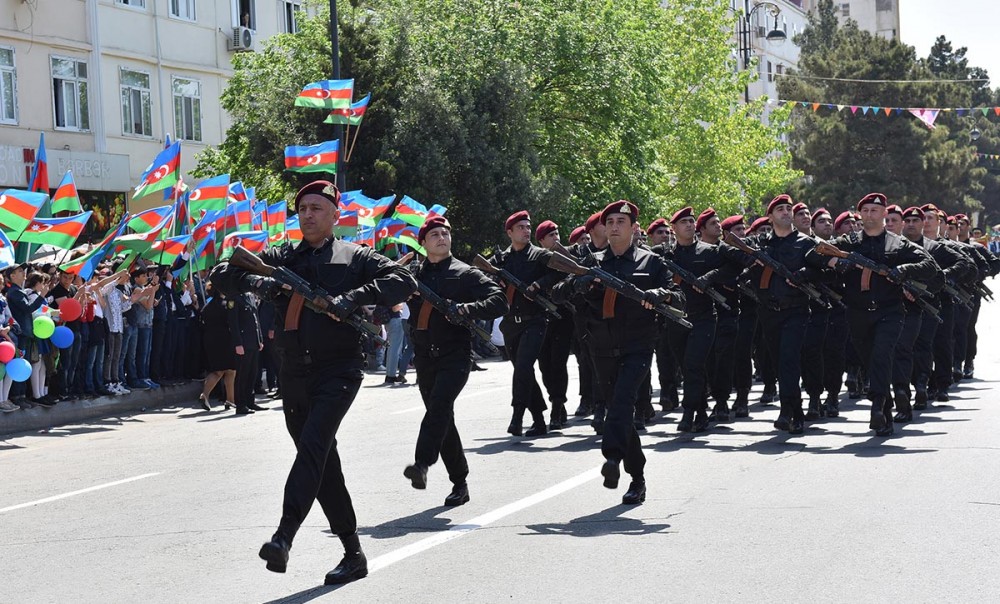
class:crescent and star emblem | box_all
[189,190,202,201]
[0,195,6,206]
[30,224,53,233]
[307,155,321,165]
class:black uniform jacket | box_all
[746,230,829,309]
[227,293,263,350]
[406,255,508,353]
[665,241,747,317]
[489,244,562,318]
[831,230,937,310]
[212,237,416,363]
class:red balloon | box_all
[0,341,15,364]
[59,298,82,322]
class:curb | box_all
[0,382,202,436]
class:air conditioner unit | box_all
[230,26,255,51]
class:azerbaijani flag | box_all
[141,234,191,265]
[324,92,371,126]
[334,211,359,238]
[117,212,173,252]
[284,140,339,173]
[194,208,226,236]
[220,230,268,260]
[373,217,408,249]
[128,205,173,233]
[0,229,15,270]
[344,224,376,248]
[267,201,286,243]
[18,211,93,250]
[134,141,181,200]
[229,181,248,203]
[51,171,83,214]
[190,229,217,271]
[188,174,229,216]
[392,195,429,227]
[388,223,426,256]
[60,216,129,280]
[225,199,253,232]
[295,79,353,110]
[286,215,302,245]
[172,190,191,236]
[252,200,267,231]
[0,189,48,237]
[28,133,49,193]
[340,191,393,227]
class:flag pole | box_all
[346,119,364,163]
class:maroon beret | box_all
[811,208,831,225]
[766,194,794,215]
[670,206,694,224]
[534,220,558,241]
[418,215,451,242]
[792,202,809,216]
[946,215,958,226]
[747,216,771,234]
[569,226,587,244]
[834,211,856,231]
[721,215,745,231]
[955,213,969,222]
[695,208,717,231]
[505,210,530,231]
[600,200,639,224]
[295,180,340,210]
[584,212,602,233]
[886,204,903,216]
[902,206,925,220]
[857,192,887,210]
[646,217,668,235]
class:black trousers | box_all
[654,326,678,402]
[414,350,471,486]
[732,304,757,393]
[965,294,982,367]
[539,316,574,405]
[801,306,829,398]
[500,317,547,414]
[952,301,972,370]
[573,325,595,408]
[892,308,922,392]
[277,360,364,541]
[847,306,904,401]
[931,301,955,392]
[593,351,650,479]
[757,306,808,418]
[235,347,259,408]
[150,320,166,380]
[753,321,777,391]
[668,314,716,413]
[912,307,939,392]
[259,337,280,390]
[822,308,848,396]
[708,312,739,405]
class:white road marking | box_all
[0,473,160,514]
[368,466,600,573]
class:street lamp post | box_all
[328,0,346,191]
[737,0,787,104]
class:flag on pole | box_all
[128,205,174,233]
[134,141,181,199]
[334,211,359,238]
[229,181,248,203]
[392,195,447,227]
[267,201,287,243]
[116,212,173,252]
[220,231,268,260]
[141,234,191,265]
[59,216,129,280]
[225,199,253,233]
[324,92,371,125]
[284,141,340,173]
[188,174,230,216]
[0,189,48,237]
[51,171,83,214]
[295,79,354,109]
[340,191,393,226]
[373,217,408,249]
[28,133,49,193]
[286,215,303,245]
[18,212,92,249]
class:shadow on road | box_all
[522,505,674,538]
[356,507,459,539]
[261,583,346,604]
[468,433,602,456]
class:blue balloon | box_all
[6,358,31,383]
[50,326,75,349]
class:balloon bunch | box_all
[0,298,84,383]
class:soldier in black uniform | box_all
[834,211,864,399]
[792,202,831,420]
[567,223,595,419]
[534,219,574,429]
[744,196,829,434]
[576,212,611,432]
[228,292,265,415]
[212,180,416,585]
[646,217,680,413]
[402,216,508,506]
[827,193,937,436]
[920,205,965,402]
[723,215,756,418]
[490,211,563,437]
[956,214,999,378]
[811,208,848,417]
[557,200,683,504]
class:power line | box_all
[775,73,990,84]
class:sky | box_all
[899,0,999,89]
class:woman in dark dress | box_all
[199,283,237,410]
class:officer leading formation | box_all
[213,180,997,585]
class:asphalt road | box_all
[3,303,1000,603]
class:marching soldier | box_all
[811,208,847,416]
[921,206,967,401]
[534,220,575,429]
[792,202,831,419]
[724,215,756,417]
[956,214,999,378]
[213,180,416,585]
[403,216,508,506]
[647,217,680,412]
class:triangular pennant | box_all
[836,104,845,111]
[895,108,904,116]
[850,106,859,114]
[812,103,821,112]
[908,108,939,130]
[883,107,892,116]
[872,106,881,114]
[994,107,1000,116]
[800,102,809,108]
[982,108,990,116]
[862,106,871,115]
[786,101,796,109]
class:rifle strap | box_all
[505,284,516,306]
[416,300,434,330]
[284,293,305,331]
[759,267,773,290]
[861,268,872,291]
[602,290,618,319]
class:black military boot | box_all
[660,389,679,413]
[876,397,894,437]
[622,479,646,505]
[733,389,750,418]
[403,463,428,490]
[325,533,368,585]
[913,387,928,410]
[759,386,777,405]
[444,483,470,507]
[963,361,975,380]
[574,400,594,417]
[601,458,620,489]
[259,531,293,573]
[524,411,548,437]
[591,404,606,435]
[691,408,710,433]
[549,402,566,430]
[676,409,694,432]
[823,393,840,418]
[893,387,912,423]
[773,400,791,431]
[804,394,822,421]
[507,407,524,436]
[869,396,887,432]
[846,372,860,399]
[788,405,805,435]
[708,402,731,423]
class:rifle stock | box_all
[473,254,562,318]
[724,232,827,305]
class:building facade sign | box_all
[0,145,132,192]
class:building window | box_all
[841,3,850,17]
[51,56,89,131]
[172,77,202,142]
[234,0,256,29]
[170,0,197,21]
[0,47,16,124]
[767,60,773,83]
[116,0,146,8]
[120,68,152,137]
[281,0,301,33]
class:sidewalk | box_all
[0,382,201,436]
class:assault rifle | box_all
[943,280,974,309]
[658,257,732,312]
[545,247,692,329]
[813,241,943,323]
[395,253,493,345]
[723,231,828,306]
[473,254,562,318]
[229,245,386,345]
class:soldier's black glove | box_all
[887,267,905,284]
[524,281,542,299]
[444,300,467,325]
[642,288,670,306]
[832,259,852,274]
[327,292,359,320]
[250,277,282,300]
[574,275,597,294]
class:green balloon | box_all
[33,315,55,339]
